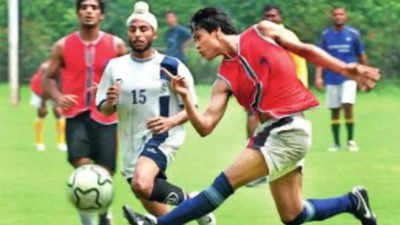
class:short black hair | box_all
[76,0,106,14]
[263,4,282,15]
[190,7,237,35]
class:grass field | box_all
[0,83,399,225]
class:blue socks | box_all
[283,193,358,225]
[157,172,233,225]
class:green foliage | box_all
[0,0,399,83]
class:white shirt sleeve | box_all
[177,61,198,106]
[96,60,114,108]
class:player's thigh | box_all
[341,80,357,105]
[65,115,91,165]
[269,169,303,221]
[91,122,117,173]
[325,85,341,109]
[133,156,161,187]
[248,116,310,183]
[224,147,269,190]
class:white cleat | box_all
[348,140,359,152]
[58,143,68,151]
[328,144,340,152]
[36,143,46,151]
[190,192,217,225]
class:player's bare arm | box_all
[257,21,380,90]
[314,66,324,90]
[165,68,230,137]
[146,110,189,134]
[43,38,78,110]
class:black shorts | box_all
[66,111,117,173]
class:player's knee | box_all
[131,176,153,199]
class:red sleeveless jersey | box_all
[30,68,43,96]
[62,32,118,124]
[218,27,319,118]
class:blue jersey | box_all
[319,26,365,85]
[165,25,192,63]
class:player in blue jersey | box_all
[315,7,368,152]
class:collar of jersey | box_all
[130,50,158,62]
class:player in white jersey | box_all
[96,2,216,225]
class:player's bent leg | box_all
[269,168,304,223]
[224,147,269,189]
[152,147,268,225]
[140,198,169,216]
[270,169,365,225]
[132,156,161,199]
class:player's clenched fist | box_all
[105,82,121,107]
[56,94,78,111]
[342,63,380,91]
[161,67,189,97]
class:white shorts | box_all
[121,131,181,179]
[248,114,312,182]
[326,80,357,109]
[30,92,55,109]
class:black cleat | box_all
[351,186,377,225]
[123,204,157,225]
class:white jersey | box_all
[96,51,197,178]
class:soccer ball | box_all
[67,164,113,213]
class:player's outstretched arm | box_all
[163,68,230,137]
[146,110,189,134]
[256,21,380,90]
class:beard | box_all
[129,41,152,53]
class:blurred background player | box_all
[314,7,368,152]
[246,4,309,187]
[164,10,192,65]
[96,2,215,225]
[43,0,126,224]
[30,61,67,151]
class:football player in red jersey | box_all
[43,1,126,225]
[123,7,379,225]
[30,61,66,152]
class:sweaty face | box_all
[332,8,347,26]
[193,28,221,60]
[263,9,282,24]
[78,0,104,28]
[128,20,157,53]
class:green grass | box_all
[0,83,399,225]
